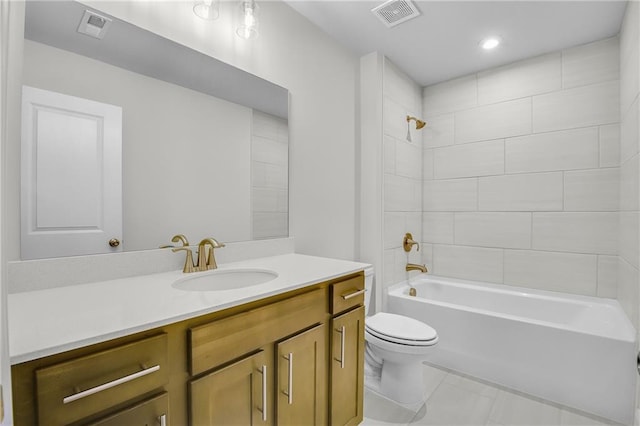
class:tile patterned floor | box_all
[362,363,620,426]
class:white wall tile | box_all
[421,243,434,275]
[395,139,422,179]
[424,178,478,211]
[620,25,639,115]
[406,212,422,239]
[597,255,618,298]
[433,244,503,284]
[477,52,561,105]
[620,155,640,211]
[599,124,620,167]
[620,98,639,164]
[423,74,477,116]
[383,135,396,174]
[504,250,597,296]
[252,188,287,212]
[423,148,434,180]
[384,58,421,112]
[532,80,619,133]
[505,127,599,173]
[478,173,563,211]
[384,96,417,141]
[384,212,405,249]
[562,37,620,89]
[455,98,532,144]
[252,136,287,165]
[617,258,639,328]
[532,212,618,255]
[252,110,283,141]
[384,174,421,212]
[252,161,288,188]
[564,168,619,211]
[423,212,454,244]
[619,211,639,268]
[455,213,532,249]
[423,113,454,148]
[252,212,288,239]
[434,139,504,179]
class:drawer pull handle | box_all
[158,414,167,426]
[335,326,346,369]
[257,365,267,422]
[62,364,160,404]
[341,289,365,300]
[282,353,293,405]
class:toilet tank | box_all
[364,266,374,315]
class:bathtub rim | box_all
[388,274,636,343]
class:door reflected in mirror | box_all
[21,1,289,259]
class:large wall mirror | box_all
[21,1,289,259]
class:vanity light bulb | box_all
[236,0,259,39]
[194,0,220,20]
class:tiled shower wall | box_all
[251,110,289,239]
[382,59,425,295]
[422,37,621,297]
[619,2,640,335]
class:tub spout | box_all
[406,263,428,273]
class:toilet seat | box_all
[365,312,438,346]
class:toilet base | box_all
[364,372,427,413]
[380,359,426,405]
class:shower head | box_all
[406,115,426,129]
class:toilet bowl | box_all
[363,267,438,405]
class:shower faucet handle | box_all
[403,233,420,252]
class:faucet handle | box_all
[403,233,420,252]
[172,247,196,273]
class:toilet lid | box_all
[365,312,437,344]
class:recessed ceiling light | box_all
[480,37,501,50]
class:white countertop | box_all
[9,253,369,364]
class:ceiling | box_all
[285,1,628,87]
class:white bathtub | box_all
[387,275,637,425]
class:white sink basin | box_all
[172,268,278,291]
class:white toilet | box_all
[363,266,438,405]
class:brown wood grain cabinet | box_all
[11,271,364,425]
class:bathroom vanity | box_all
[9,254,366,425]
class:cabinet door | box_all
[189,350,270,426]
[331,306,365,426]
[276,323,327,426]
[87,392,169,426]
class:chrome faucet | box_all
[406,263,428,273]
[197,238,226,271]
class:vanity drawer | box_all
[189,288,327,376]
[86,391,169,426]
[331,274,365,315]
[35,334,168,426]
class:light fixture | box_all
[194,0,220,20]
[480,36,501,50]
[236,0,259,39]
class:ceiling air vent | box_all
[77,10,112,40]
[372,0,421,28]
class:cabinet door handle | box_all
[282,352,293,405]
[158,414,167,426]
[62,365,160,404]
[334,326,346,369]
[341,289,365,300]
[257,365,267,422]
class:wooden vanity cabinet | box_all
[330,278,366,426]
[11,271,364,426]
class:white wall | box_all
[422,38,621,298]
[80,0,359,260]
[23,40,253,250]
